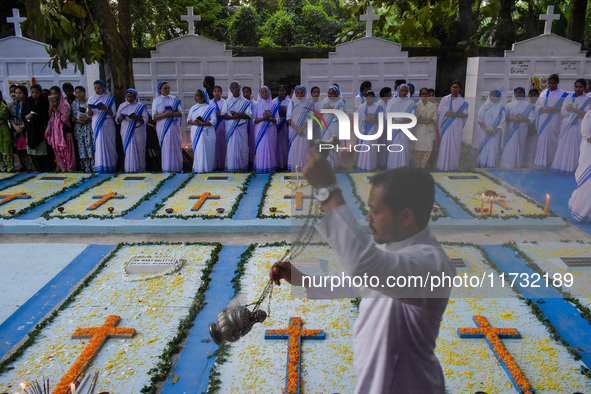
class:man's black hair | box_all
[394,79,406,87]
[548,73,559,83]
[451,80,462,88]
[528,88,539,95]
[575,78,587,87]
[62,82,74,91]
[203,76,215,88]
[370,166,435,229]
[379,87,391,97]
[360,80,372,92]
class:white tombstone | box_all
[301,37,437,111]
[133,35,263,142]
[0,11,98,97]
[464,7,591,147]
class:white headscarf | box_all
[477,89,505,126]
[290,85,309,107]
[94,80,110,96]
[200,89,210,105]
[226,80,243,107]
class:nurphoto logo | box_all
[305,108,417,152]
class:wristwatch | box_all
[314,183,341,203]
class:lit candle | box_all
[490,197,494,215]
[480,193,485,216]
[71,382,76,394]
[20,383,26,392]
[544,194,550,215]
[295,165,299,182]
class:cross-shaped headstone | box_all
[86,191,125,210]
[7,8,26,38]
[181,6,201,36]
[458,315,534,393]
[0,192,31,206]
[540,5,560,35]
[265,317,325,394]
[284,191,313,211]
[189,191,220,211]
[360,6,380,38]
[54,315,136,394]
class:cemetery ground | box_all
[1,157,591,393]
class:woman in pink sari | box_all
[45,86,76,171]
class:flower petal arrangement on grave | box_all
[151,173,252,219]
[44,173,171,219]
[432,172,549,218]
[0,242,221,394]
[0,174,92,218]
[507,241,591,304]
[208,244,358,393]
[437,244,590,393]
[207,243,591,394]
[258,173,315,218]
[0,172,18,183]
[347,172,447,219]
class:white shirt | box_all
[310,205,455,393]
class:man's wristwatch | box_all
[314,183,341,203]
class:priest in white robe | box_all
[271,152,455,393]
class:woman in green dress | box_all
[0,90,14,172]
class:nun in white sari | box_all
[551,79,590,175]
[476,89,506,168]
[87,79,117,173]
[152,81,183,173]
[287,85,314,171]
[115,89,149,172]
[221,81,252,172]
[321,85,346,169]
[569,111,591,223]
[188,89,217,173]
[253,86,280,173]
[385,84,416,169]
[356,90,384,171]
[500,87,535,169]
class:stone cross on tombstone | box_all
[360,6,380,38]
[181,6,202,36]
[540,5,560,35]
[7,8,26,38]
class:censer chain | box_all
[250,192,322,315]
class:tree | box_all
[298,5,344,46]
[229,6,260,46]
[23,1,104,76]
[260,11,297,47]
[567,0,588,44]
[259,0,344,47]
[89,0,133,105]
[130,0,224,48]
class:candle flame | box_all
[546,194,550,198]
